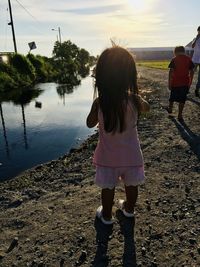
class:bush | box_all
[10,53,36,81]
[27,54,48,82]
[0,61,17,77]
[0,72,17,91]
[0,62,10,73]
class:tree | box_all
[10,53,35,79]
[27,53,46,82]
[77,48,90,78]
[52,40,91,83]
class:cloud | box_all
[2,0,197,56]
[52,4,125,15]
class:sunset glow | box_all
[0,0,199,56]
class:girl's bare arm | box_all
[168,68,173,90]
[136,95,150,112]
[86,98,99,128]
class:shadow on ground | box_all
[91,217,113,267]
[187,96,200,107]
[170,116,200,160]
[116,210,137,267]
[92,211,137,267]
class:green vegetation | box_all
[26,54,57,82]
[0,71,17,91]
[0,40,96,93]
[137,60,170,70]
[52,40,95,84]
[0,53,56,92]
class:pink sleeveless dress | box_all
[93,100,145,189]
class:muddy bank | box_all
[0,67,200,267]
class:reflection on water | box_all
[0,76,94,181]
[56,82,81,105]
[0,104,9,157]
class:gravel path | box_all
[0,67,200,267]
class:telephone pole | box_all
[58,27,61,44]
[8,0,17,53]
[52,27,62,44]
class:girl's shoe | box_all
[96,206,114,225]
[118,199,135,218]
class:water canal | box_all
[0,76,95,180]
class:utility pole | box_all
[58,27,61,44]
[8,0,17,53]
[52,27,62,44]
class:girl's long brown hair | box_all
[94,46,139,133]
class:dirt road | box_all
[0,67,200,267]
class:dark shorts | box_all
[169,86,189,103]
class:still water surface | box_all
[0,76,94,181]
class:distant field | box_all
[137,60,170,70]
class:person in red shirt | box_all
[167,46,195,121]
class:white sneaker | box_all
[96,206,114,225]
[118,199,135,218]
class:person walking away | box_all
[167,46,195,121]
[87,46,150,226]
[192,26,200,97]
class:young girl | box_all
[167,46,195,121]
[87,46,150,225]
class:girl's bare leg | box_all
[124,185,138,213]
[101,188,115,220]
[178,103,185,119]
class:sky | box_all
[0,0,200,57]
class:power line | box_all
[4,7,9,50]
[14,0,47,35]
[14,0,41,24]
[0,3,9,50]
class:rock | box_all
[151,261,158,267]
[190,251,195,258]
[147,204,151,211]
[60,259,65,267]
[35,165,43,170]
[30,260,37,266]
[60,258,65,267]
[0,253,5,260]
[23,189,44,200]
[70,148,77,153]
[77,236,85,244]
[150,232,162,240]
[9,219,26,229]
[189,238,196,245]
[179,213,185,220]
[141,246,146,256]
[6,237,18,253]
[190,230,197,236]
[188,204,195,211]
[76,250,87,266]
[8,199,23,208]
[17,255,22,260]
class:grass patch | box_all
[137,60,170,70]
